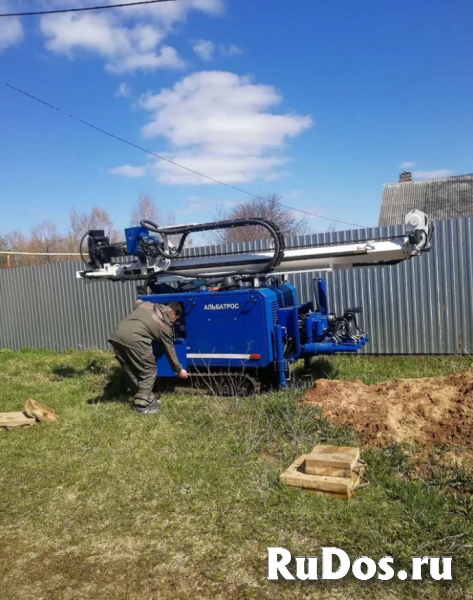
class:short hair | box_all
[168,302,182,318]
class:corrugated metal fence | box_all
[0,217,472,354]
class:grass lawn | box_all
[0,349,472,600]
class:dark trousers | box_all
[109,340,157,407]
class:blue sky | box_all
[1,0,472,238]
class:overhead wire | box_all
[1,81,368,229]
[0,0,177,18]
[0,251,81,256]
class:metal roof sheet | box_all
[379,174,473,225]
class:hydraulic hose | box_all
[79,231,90,268]
[140,217,286,276]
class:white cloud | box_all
[118,0,224,22]
[41,13,130,56]
[175,197,236,217]
[263,169,290,182]
[148,152,291,185]
[140,72,311,150]
[0,1,23,51]
[107,45,185,73]
[285,189,304,199]
[399,161,416,169]
[116,82,132,98]
[40,12,185,73]
[0,18,23,51]
[193,40,243,61]
[189,0,224,15]
[221,44,243,56]
[37,0,224,73]
[112,71,313,185]
[175,200,210,216]
[413,169,454,180]
[193,39,215,61]
[109,165,147,178]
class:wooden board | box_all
[284,485,351,501]
[279,455,358,494]
[281,471,358,493]
[305,445,360,471]
[280,453,306,475]
[0,412,37,428]
[305,465,361,479]
[24,399,58,423]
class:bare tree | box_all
[68,206,120,247]
[130,195,193,248]
[210,193,309,244]
[130,193,160,226]
[2,199,197,269]
[4,230,33,267]
[4,230,27,251]
[166,212,193,248]
[3,207,121,268]
[68,209,90,245]
[4,223,67,267]
[30,221,64,264]
[0,235,8,269]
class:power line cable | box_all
[0,0,176,18]
[1,81,367,229]
[0,251,80,256]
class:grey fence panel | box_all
[0,260,138,351]
[0,217,472,353]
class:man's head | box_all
[167,302,182,323]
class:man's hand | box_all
[177,369,189,379]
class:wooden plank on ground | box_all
[0,412,37,428]
[24,399,58,423]
[279,454,358,494]
[305,462,364,479]
[305,445,360,471]
[284,485,351,501]
[281,471,356,493]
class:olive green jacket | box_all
[109,301,182,373]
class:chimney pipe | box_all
[399,171,413,183]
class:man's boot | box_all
[133,394,161,415]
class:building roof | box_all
[378,174,473,226]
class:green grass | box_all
[295,353,473,385]
[0,350,472,600]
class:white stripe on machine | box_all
[187,353,251,360]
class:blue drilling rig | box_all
[78,211,431,393]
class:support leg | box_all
[275,326,287,389]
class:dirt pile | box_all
[303,370,473,448]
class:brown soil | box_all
[302,370,473,448]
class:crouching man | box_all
[109,300,188,414]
